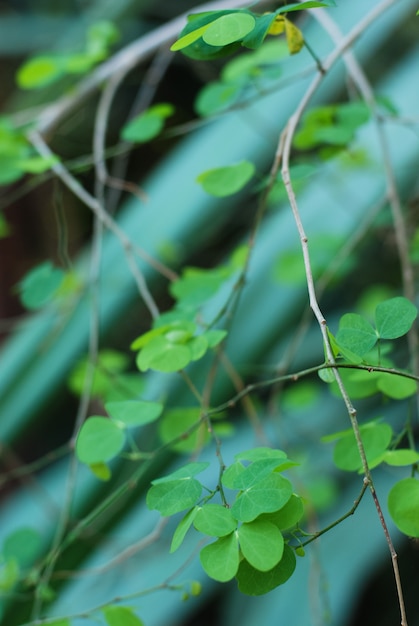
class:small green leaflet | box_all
[200,533,239,582]
[103,605,145,626]
[232,474,293,522]
[260,494,305,530]
[202,13,256,46]
[237,520,284,571]
[121,104,174,143]
[3,528,42,568]
[170,507,199,553]
[331,421,393,472]
[105,400,163,427]
[151,462,209,484]
[336,313,377,357]
[193,504,237,536]
[388,478,419,538]
[146,478,203,516]
[76,417,125,465]
[375,297,417,339]
[197,161,255,197]
[275,1,336,12]
[18,261,65,310]
[236,543,296,595]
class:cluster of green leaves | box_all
[195,39,289,117]
[325,420,419,537]
[131,319,226,373]
[147,448,304,595]
[16,21,119,89]
[120,104,175,144]
[293,101,371,159]
[170,2,336,61]
[0,119,58,186]
[324,296,418,399]
[321,296,419,537]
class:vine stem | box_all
[273,0,408,624]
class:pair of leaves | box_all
[324,420,419,473]
[17,21,119,89]
[335,297,418,359]
[76,399,163,477]
[131,319,227,373]
[294,101,370,154]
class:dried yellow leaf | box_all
[284,18,304,54]
[268,15,285,36]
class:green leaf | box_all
[121,104,174,143]
[221,461,246,489]
[235,447,287,462]
[170,24,213,52]
[194,504,237,536]
[0,558,19,591]
[376,372,417,399]
[200,533,239,582]
[260,494,304,529]
[195,81,243,117]
[103,605,145,626]
[276,1,336,12]
[105,400,163,427]
[204,329,228,347]
[76,417,125,465]
[136,336,192,372]
[232,458,290,489]
[232,474,293,522]
[170,266,231,308]
[236,543,296,595]
[382,449,419,467]
[172,11,242,60]
[238,520,284,571]
[336,313,377,357]
[332,421,392,472]
[152,462,209,484]
[159,407,209,453]
[146,478,202,516]
[388,478,419,537]
[375,297,417,339]
[3,528,42,568]
[42,620,71,626]
[16,55,66,89]
[17,155,58,174]
[170,507,199,553]
[241,13,277,49]
[18,261,65,310]
[89,463,111,481]
[196,161,255,197]
[203,13,256,46]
